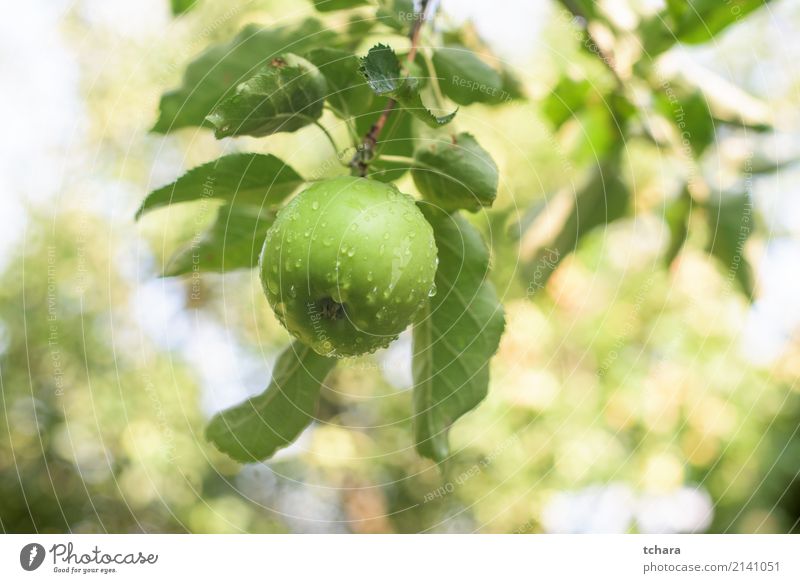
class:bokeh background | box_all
[2,0,800,533]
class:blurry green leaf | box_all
[557,0,600,20]
[676,0,772,45]
[431,46,504,106]
[571,107,616,164]
[749,155,799,175]
[411,132,498,213]
[305,48,374,119]
[507,199,547,242]
[413,211,505,462]
[152,19,335,133]
[163,204,275,276]
[347,14,378,39]
[312,0,369,12]
[638,17,679,58]
[640,0,773,57]
[360,44,456,128]
[206,54,327,138]
[523,155,629,290]
[355,109,415,182]
[136,153,303,218]
[707,192,755,298]
[170,0,197,16]
[542,76,593,129]
[376,0,416,31]
[664,188,692,265]
[498,64,526,101]
[665,0,687,21]
[656,90,715,156]
[206,342,336,462]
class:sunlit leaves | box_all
[206,342,336,462]
[641,0,774,57]
[412,132,498,213]
[360,44,456,128]
[152,19,334,133]
[206,54,327,138]
[412,211,505,462]
[523,156,629,290]
[136,153,303,218]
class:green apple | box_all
[260,176,438,357]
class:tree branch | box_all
[351,0,436,176]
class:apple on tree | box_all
[260,176,438,357]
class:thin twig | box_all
[352,0,435,176]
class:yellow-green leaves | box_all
[206,54,327,138]
[412,133,498,213]
[152,19,334,133]
[640,0,773,57]
[206,342,336,462]
[413,211,505,462]
[523,156,629,291]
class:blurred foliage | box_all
[2,0,800,533]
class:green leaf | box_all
[360,44,404,94]
[640,0,773,58]
[431,46,504,106]
[523,155,629,290]
[665,0,687,21]
[206,341,336,463]
[571,106,617,165]
[206,54,327,138]
[557,0,600,21]
[542,76,593,129]
[707,192,755,298]
[163,204,275,277]
[360,44,456,128]
[136,153,303,218]
[152,19,335,133]
[676,0,773,45]
[412,211,505,462]
[664,188,692,265]
[170,0,197,16]
[312,0,369,12]
[376,0,416,31]
[305,48,375,119]
[498,64,526,101]
[412,132,499,213]
[655,90,715,157]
